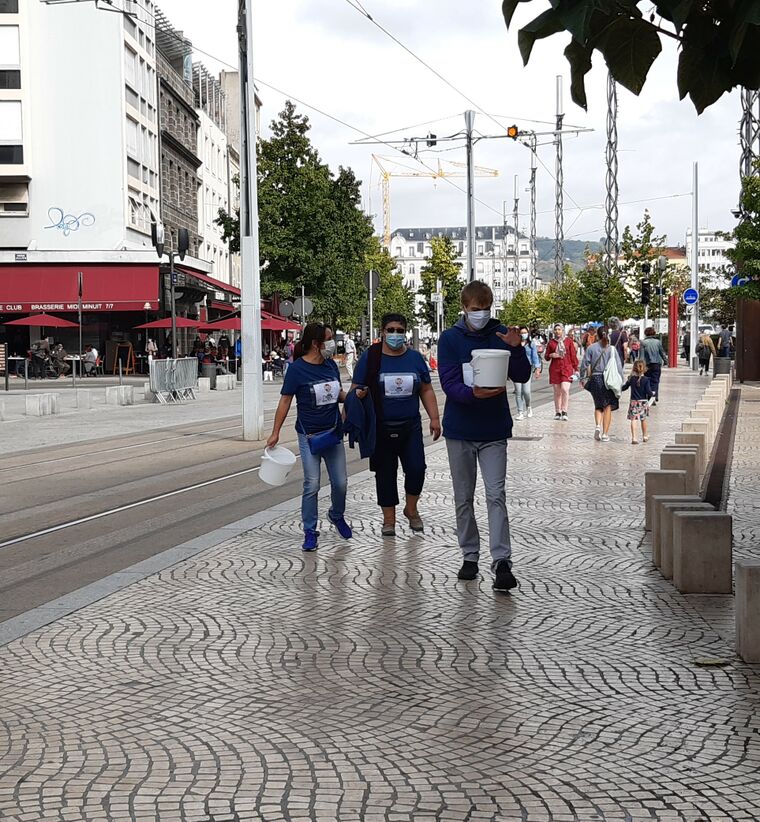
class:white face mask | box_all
[467,309,491,330]
[321,340,336,359]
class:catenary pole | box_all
[239,0,264,440]
[690,162,699,371]
[554,76,565,282]
[465,110,476,282]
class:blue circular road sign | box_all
[683,288,699,305]
[731,273,749,288]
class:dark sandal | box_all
[382,524,396,537]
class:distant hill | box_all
[536,237,601,281]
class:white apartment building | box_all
[195,65,231,284]
[390,225,536,312]
[0,0,160,251]
[685,228,734,285]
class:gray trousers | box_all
[445,438,512,571]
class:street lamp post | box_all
[151,223,189,358]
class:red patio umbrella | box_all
[199,317,241,332]
[4,313,79,328]
[134,317,200,329]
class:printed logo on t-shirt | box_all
[381,373,415,398]
[462,363,475,388]
[312,380,340,407]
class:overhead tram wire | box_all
[341,0,586,210]
[140,8,506,219]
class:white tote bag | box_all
[603,347,623,398]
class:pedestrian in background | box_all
[545,323,578,421]
[608,317,629,363]
[718,325,733,358]
[696,331,717,376]
[622,360,653,445]
[628,331,641,362]
[513,326,541,420]
[641,327,667,401]
[352,313,441,536]
[344,334,357,380]
[438,281,530,592]
[267,323,352,553]
[581,326,624,442]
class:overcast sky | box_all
[157,0,742,248]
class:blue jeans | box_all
[513,378,532,413]
[297,433,347,532]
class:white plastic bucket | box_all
[260,445,297,486]
[470,349,511,388]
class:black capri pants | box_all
[370,417,426,507]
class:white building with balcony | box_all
[685,228,734,285]
[390,225,537,314]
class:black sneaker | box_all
[561,412,568,421]
[457,561,479,580]
[554,412,562,420]
[493,560,517,592]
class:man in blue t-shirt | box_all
[438,281,530,592]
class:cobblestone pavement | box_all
[1,369,759,822]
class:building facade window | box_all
[0,0,19,11]
[0,69,19,88]
[0,25,19,64]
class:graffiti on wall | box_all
[45,207,96,237]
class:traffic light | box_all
[641,278,651,305]
[507,125,519,140]
[426,133,437,147]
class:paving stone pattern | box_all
[1,370,759,822]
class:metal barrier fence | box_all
[149,357,198,403]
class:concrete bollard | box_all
[659,501,714,579]
[120,385,134,406]
[76,389,91,410]
[736,560,760,663]
[143,383,156,402]
[683,418,712,446]
[674,432,707,474]
[216,374,236,391]
[25,395,44,417]
[49,393,61,415]
[105,386,121,406]
[651,495,703,568]
[197,377,212,392]
[645,470,687,531]
[673,511,733,594]
[660,450,700,495]
[694,401,719,429]
[690,411,715,442]
[0,400,4,421]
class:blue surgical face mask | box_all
[385,333,406,350]
[467,309,491,330]
[521,332,529,340]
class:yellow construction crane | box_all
[373,155,499,247]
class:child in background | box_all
[621,359,654,445]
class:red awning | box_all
[180,268,241,297]
[0,265,159,313]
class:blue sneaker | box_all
[302,530,319,552]
[328,513,352,540]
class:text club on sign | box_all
[683,288,699,305]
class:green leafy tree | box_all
[418,236,464,329]
[575,259,634,322]
[367,240,416,323]
[500,288,539,326]
[215,101,373,326]
[502,1,760,113]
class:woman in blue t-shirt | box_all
[352,313,441,536]
[267,323,352,552]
